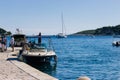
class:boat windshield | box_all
[29,43,47,52]
[13,34,26,42]
[30,43,47,49]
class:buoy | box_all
[77,76,91,80]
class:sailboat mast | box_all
[57,12,67,38]
[61,13,64,34]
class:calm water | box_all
[7,36,120,80]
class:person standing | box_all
[3,36,7,51]
[1,36,5,52]
[38,32,41,44]
[10,36,14,52]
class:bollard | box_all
[77,76,91,80]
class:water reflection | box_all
[27,62,57,76]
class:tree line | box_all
[0,28,11,36]
[75,24,120,35]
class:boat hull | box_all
[57,35,67,38]
[112,41,120,46]
[57,33,67,38]
[22,54,56,63]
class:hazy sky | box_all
[0,0,120,35]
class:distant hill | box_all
[0,28,11,35]
[74,24,120,35]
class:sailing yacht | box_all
[57,13,67,38]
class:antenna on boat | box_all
[15,28,22,34]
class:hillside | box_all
[74,25,120,35]
[0,28,11,35]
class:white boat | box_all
[57,33,67,38]
[18,43,57,63]
[112,41,120,46]
[18,33,57,63]
[57,13,67,38]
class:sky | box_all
[0,0,120,35]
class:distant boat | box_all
[112,41,120,46]
[57,13,67,38]
[57,33,67,38]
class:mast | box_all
[61,12,67,36]
[57,12,67,38]
[61,12,64,34]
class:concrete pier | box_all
[0,47,58,80]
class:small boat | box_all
[57,33,67,38]
[112,41,120,46]
[18,33,57,63]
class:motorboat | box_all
[12,29,26,47]
[18,33,57,63]
[112,41,120,46]
[18,43,57,63]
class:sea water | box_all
[7,36,120,80]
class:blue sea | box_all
[7,36,120,80]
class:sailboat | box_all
[57,13,67,38]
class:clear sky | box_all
[0,0,120,35]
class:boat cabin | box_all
[13,34,26,47]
